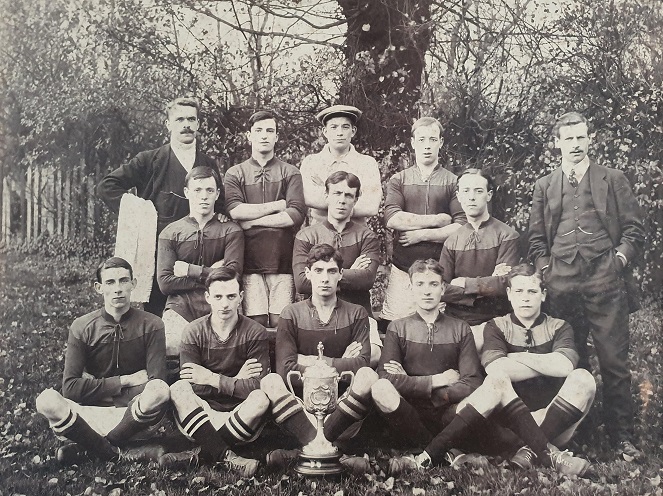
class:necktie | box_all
[568,168,578,187]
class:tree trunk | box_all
[336,0,434,166]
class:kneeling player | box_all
[261,244,378,471]
[36,257,170,464]
[387,263,594,477]
[167,267,270,477]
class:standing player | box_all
[157,166,244,356]
[300,105,382,225]
[260,244,378,471]
[528,112,645,458]
[440,169,520,353]
[380,117,466,323]
[292,171,382,366]
[98,97,223,315]
[166,267,270,477]
[225,110,306,328]
[35,257,169,463]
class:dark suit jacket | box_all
[97,144,224,233]
[528,160,645,311]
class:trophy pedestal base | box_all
[294,452,344,476]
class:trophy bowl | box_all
[286,342,354,476]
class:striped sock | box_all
[53,410,118,461]
[177,407,228,462]
[539,397,584,441]
[324,390,371,442]
[217,409,260,445]
[106,397,164,447]
[271,394,316,445]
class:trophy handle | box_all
[286,370,302,396]
[338,370,355,398]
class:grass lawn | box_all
[0,251,661,496]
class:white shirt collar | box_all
[562,155,590,182]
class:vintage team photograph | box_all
[0,0,662,495]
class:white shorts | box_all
[162,309,190,356]
[175,397,265,444]
[369,318,382,347]
[380,265,417,321]
[242,274,295,316]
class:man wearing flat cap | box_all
[300,105,382,226]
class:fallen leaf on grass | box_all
[430,476,443,485]
[383,477,394,490]
[191,476,206,485]
[651,475,661,487]
[413,488,425,495]
[333,490,344,496]
[48,478,58,485]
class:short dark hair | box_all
[505,263,544,290]
[165,97,200,119]
[408,258,444,281]
[325,171,362,198]
[458,168,496,192]
[411,117,443,137]
[185,166,221,189]
[306,243,344,269]
[248,110,278,132]
[552,112,589,138]
[96,257,133,283]
[205,266,242,291]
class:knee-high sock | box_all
[52,411,118,461]
[271,394,316,446]
[381,397,432,447]
[539,397,584,442]
[216,408,262,445]
[497,398,550,464]
[324,390,371,442]
[424,404,485,465]
[106,397,164,447]
[178,407,228,463]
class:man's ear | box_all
[305,267,312,280]
[238,290,244,305]
[541,288,547,302]
[204,290,211,305]
[94,282,103,295]
[554,136,560,150]
[351,126,357,138]
[130,278,137,291]
[486,190,494,202]
[184,187,190,200]
[338,268,344,280]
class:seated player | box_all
[386,263,594,477]
[167,267,270,477]
[35,257,169,464]
[440,168,520,353]
[292,171,382,367]
[158,166,244,356]
[260,244,378,471]
[369,259,482,471]
[483,263,596,469]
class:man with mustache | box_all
[98,97,224,316]
[528,111,645,460]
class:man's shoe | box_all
[56,443,85,465]
[616,440,643,461]
[224,450,259,478]
[119,444,165,463]
[158,447,201,469]
[265,449,299,472]
[511,445,536,470]
[339,454,372,475]
[548,449,590,477]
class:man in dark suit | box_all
[98,97,223,315]
[528,112,645,460]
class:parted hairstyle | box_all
[458,168,496,193]
[205,266,242,291]
[248,110,278,133]
[505,263,545,290]
[552,112,589,138]
[325,171,362,198]
[408,258,444,281]
[96,257,134,283]
[184,166,221,189]
[306,243,344,269]
[165,97,200,119]
[411,116,443,137]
